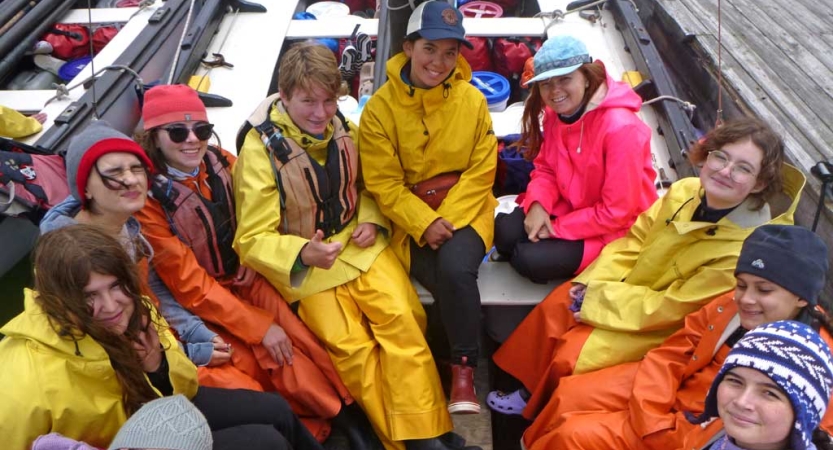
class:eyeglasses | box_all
[94,162,149,191]
[705,149,758,183]
[161,122,214,143]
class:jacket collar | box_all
[384,52,473,115]
[269,99,333,154]
[669,163,804,236]
[37,196,153,263]
[0,289,110,361]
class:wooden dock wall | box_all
[636,0,833,302]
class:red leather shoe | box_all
[448,357,481,414]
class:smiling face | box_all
[85,271,135,335]
[85,152,148,217]
[699,138,766,210]
[717,367,795,450]
[403,37,460,89]
[280,83,338,136]
[733,273,807,330]
[537,69,588,115]
[153,120,209,173]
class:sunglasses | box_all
[161,122,214,143]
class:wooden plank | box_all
[692,33,826,181]
[681,0,833,165]
[286,17,548,39]
[730,0,833,90]
[655,0,711,37]
[0,91,56,114]
[198,2,298,151]
[742,0,833,61]
[59,7,139,24]
[415,262,559,306]
[286,18,379,38]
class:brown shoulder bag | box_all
[409,172,461,210]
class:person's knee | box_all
[510,245,548,283]
[539,415,605,449]
[494,210,525,252]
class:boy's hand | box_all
[300,230,343,269]
[350,223,377,248]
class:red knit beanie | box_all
[142,84,208,130]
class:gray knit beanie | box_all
[65,120,152,205]
[108,395,212,450]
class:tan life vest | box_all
[149,146,242,280]
[243,95,359,239]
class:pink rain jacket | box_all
[518,64,657,272]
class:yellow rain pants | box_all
[298,247,453,450]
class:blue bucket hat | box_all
[406,1,473,49]
[526,35,592,84]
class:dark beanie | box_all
[735,225,829,304]
[65,120,152,206]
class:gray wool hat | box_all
[65,120,152,205]
[108,395,212,450]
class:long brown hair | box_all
[517,61,606,160]
[134,131,165,174]
[33,225,161,416]
[687,117,785,210]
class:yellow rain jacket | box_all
[233,101,390,302]
[571,164,805,373]
[0,105,42,138]
[0,289,198,449]
[358,52,498,268]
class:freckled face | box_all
[403,38,460,89]
[280,84,338,135]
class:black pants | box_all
[192,387,323,450]
[410,226,485,366]
[494,207,584,284]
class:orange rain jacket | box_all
[135,148,352,442]
[520,293,833,450]
[493,165,804,421]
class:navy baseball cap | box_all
[406,1,473,49]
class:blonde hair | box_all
[278,41,343,99]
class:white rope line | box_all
[167,0,197,84]
[44,65,144,107]
[386,0,414,11]
[642,95,696,112]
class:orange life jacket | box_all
[244,97,359,239]
[149,146,240,279]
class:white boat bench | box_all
[414,260,560,306]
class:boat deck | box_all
[647,0,833,298]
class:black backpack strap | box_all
[255,120,293,164]
[334,109,350,133]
